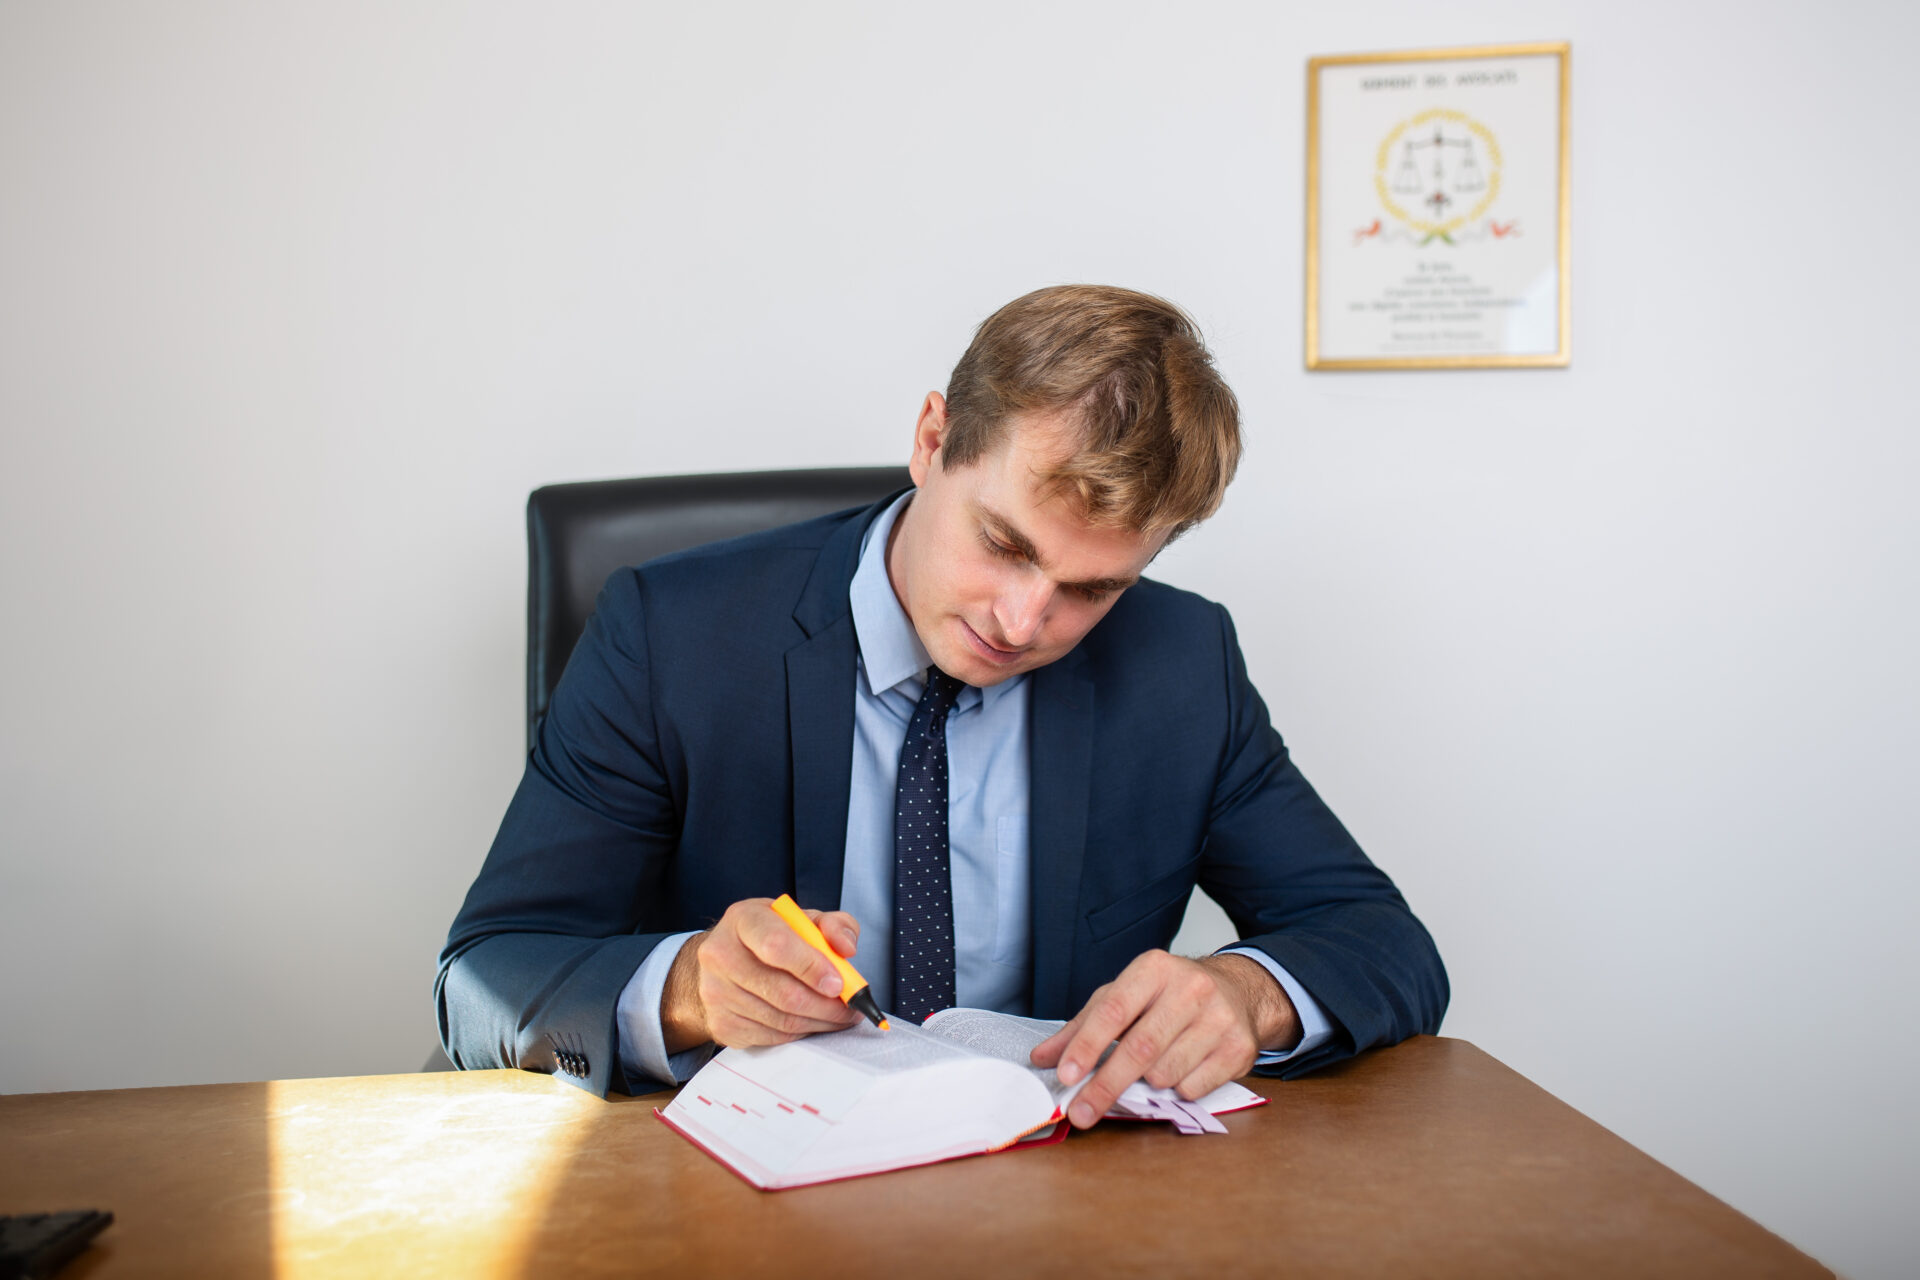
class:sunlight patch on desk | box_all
[263,1072,596,1278]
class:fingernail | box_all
[818,973,843,996]
[1069,1102,1094,1127]
[1059,1059,1082,1085]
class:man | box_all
[438,285,1446,1128]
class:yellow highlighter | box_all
[770,893,889,1031]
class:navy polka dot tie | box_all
[892,666,965,1024]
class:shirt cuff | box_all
[1219,945,1335,1065]
[616,931,717,1088]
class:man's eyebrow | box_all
[979,506,1139,594]
[1068,572,1139,594]
[980,508,1042,564]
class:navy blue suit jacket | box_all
[438,496,1447,1097]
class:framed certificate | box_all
[1306,42,1570,370]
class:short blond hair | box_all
[941,285,1241,539]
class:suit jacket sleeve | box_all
[1198,604,1449,1077]
[435,569,680,1098]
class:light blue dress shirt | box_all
[616,491,1332,1086]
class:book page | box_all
[920,1008,1086,1105]
[792,1018,980,1073]
[665,1026,1058,1188]
[921,1008,1063,1066]
[921,1007,1261,1117]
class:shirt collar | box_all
[851,490,1023,710]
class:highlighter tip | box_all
[847,987,889,1031]
[879,1019,891,1030]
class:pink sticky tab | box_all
[1173,1099,1228,1134]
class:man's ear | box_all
[908,392,947,487]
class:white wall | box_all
[3,2,1914,1274]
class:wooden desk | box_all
[1,1037,1826,1278]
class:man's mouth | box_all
[961,620,1022,664]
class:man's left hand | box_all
[1028,951,1299,1129]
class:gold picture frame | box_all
[1306,42,1571,370]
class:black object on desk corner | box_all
[0,1211,113,1279]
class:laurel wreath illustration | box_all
[1373,108,1503,245]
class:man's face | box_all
[885,394,1166,687]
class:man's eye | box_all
[980,532,1020,559]
[1070,585,1113,603]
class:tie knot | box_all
[920,667,965,719]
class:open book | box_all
[656,1007,1265,1189]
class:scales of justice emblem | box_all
[1355,107,1517,247]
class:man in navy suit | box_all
[438,286,1447,1125]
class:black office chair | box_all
[425,465,909,1072]
[523,466,911,749]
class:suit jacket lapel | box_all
[1028,645,1094,1018]
[784,495,900,910]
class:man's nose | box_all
[996,576,1052,647]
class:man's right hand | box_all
[661,897,863,1053]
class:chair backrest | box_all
[525,466,910,749]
